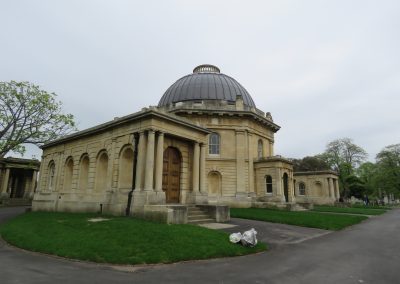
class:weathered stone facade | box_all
[0,157,40,205]
[33,64,339,223]
[294,171,340,205]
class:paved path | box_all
[1,207,399,284]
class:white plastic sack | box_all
[229,232,242,244]
[240,228,258,247]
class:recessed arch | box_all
[63,156,74,191]
[95,150,109,192]
[78,154,90,191]
[47,160,56,191]
[118,145,135,189]
[208,171,222,195]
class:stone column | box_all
[335,179,340,200]
[154,132,164,192]
[199,143,206,193]
[192,142,200,193]
[276,168,284,201]
[31,170,38,194]
[247,132,255,195]
[328,178,335,199]
[0,168,10,197]
[144,129,155,191]
[135,131,146,191]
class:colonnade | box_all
[327,177,340,200]
[134,129,206,195]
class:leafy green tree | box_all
[357,162,378,196]
[291,155,330,172]
[374,144,400,197]
[322,138,368,198]
[0,81,76,158]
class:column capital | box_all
[157,131,164,136]
[147,128,156,134]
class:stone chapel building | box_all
[32,65,340,223]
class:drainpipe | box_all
[126,134,138,216]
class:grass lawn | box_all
[313,205,387,215]
[0,212,266,265]
[230,208,367,230]
[351,204,392,210]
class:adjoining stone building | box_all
[0,157,40,206]
[294,171,340,205]
[33,64,339,223]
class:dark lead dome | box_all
[158,64,256,108]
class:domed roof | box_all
[158,64,256,108]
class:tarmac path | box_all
[0,207,399,284]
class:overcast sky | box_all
[1,0,399,161]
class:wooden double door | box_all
[162,147,181,203]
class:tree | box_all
[322,138,368,198]
[0,81,76,158]
[357,162,378,196]
[291,155,330,172]
[374,144,400,197]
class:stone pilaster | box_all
[144,129,155,191]
[235,130,246,197]
[135,131,146,191]
[192,142,200,193]
[199,143,206,194]
[247,132,255,196]
[154,132,164,192]
[269,141,274,157]
[328,178,335,199]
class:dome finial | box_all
[193,64,220,74]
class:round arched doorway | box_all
[162,147,181,203]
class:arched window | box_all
[95,151,109,192]
[258,139,263,158]
[209,133,220,155]
[299,182,306,195]
[79,155,89,191]
[48,161,55,191]
[63,157,74,191]
[118,147,134,189]
[265,175,273,194]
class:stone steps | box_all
[187,205,215,224]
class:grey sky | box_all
[1,0,399,161]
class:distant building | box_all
[0,157,40,205]
[33,65,339,223]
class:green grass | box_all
[231,208,367,230]
[0,212,266,265]
[350,204,392,210]
[313,205,387,215]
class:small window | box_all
[209,133,220,155]
[299,182,306,195]
[265,175,273,194]
[258,139,263,158]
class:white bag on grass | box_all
[229,232,243,244]
[240,228,258,247]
